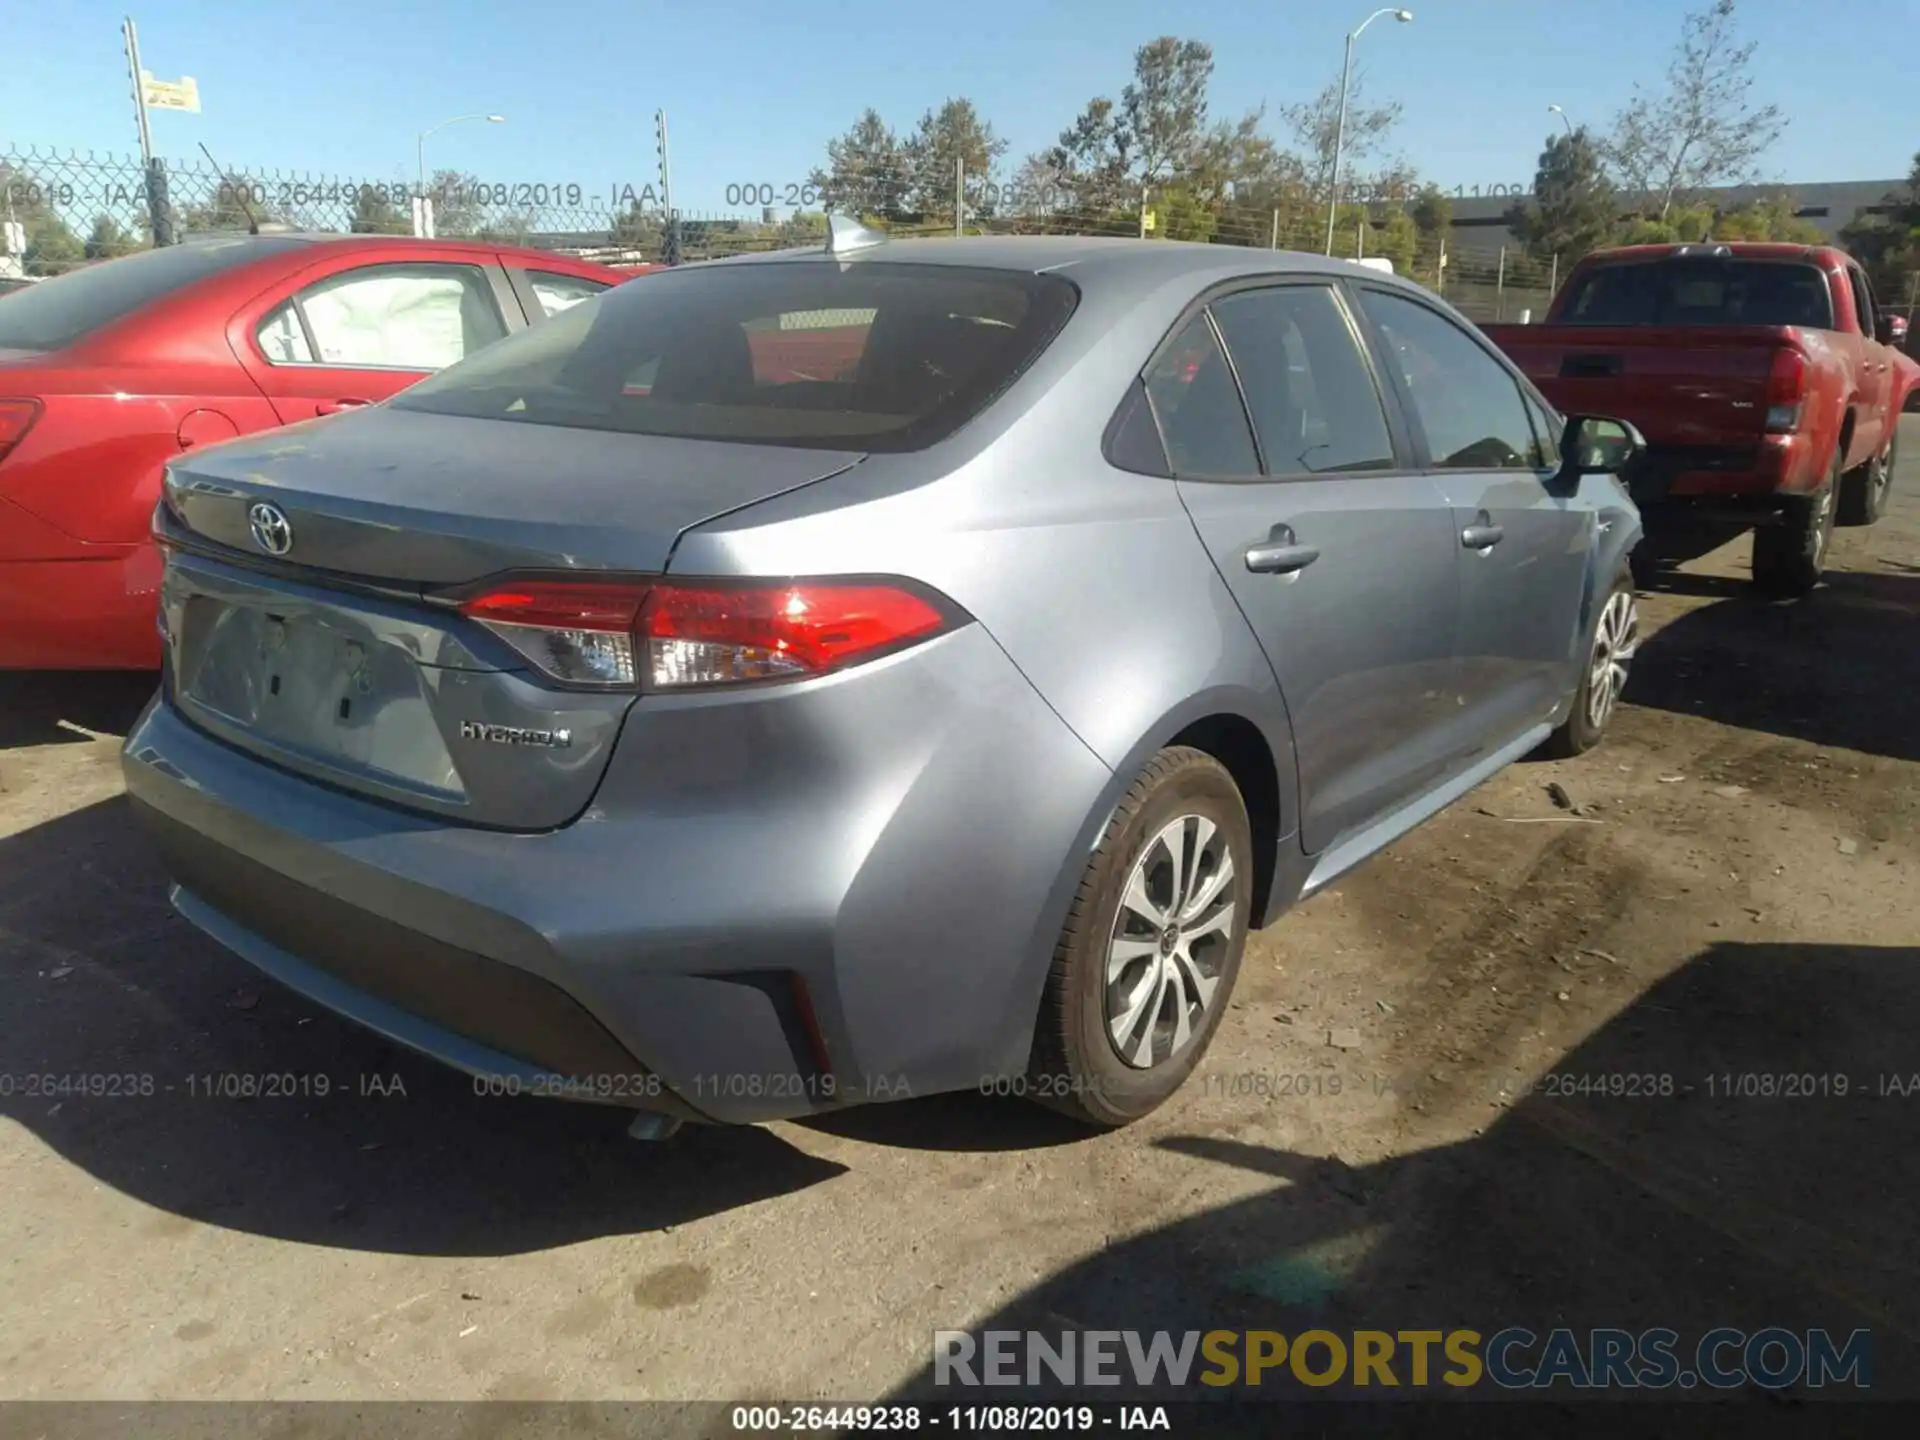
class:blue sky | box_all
[3,0,1915,216]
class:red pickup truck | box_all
[1483,242,1915,597]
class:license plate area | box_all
[180,596,466,803]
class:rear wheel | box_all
[1752,453,1840,598]
[1838,426,1897,527]
[1028,747,1252,1128]
[1541,568,1638,759]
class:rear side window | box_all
[1560,259,1834,330]
[390,261,1078,453]
[1208,286,1395,476]
[269,263,508,371]
[1142,314,1258,477]
[0,237,306,352]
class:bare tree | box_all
[1605,0,1786,220]
[1278,72,1405,203]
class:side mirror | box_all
[1882,314,1909,347]
[1560,414,1647,478]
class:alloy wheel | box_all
[1584,589,1639,733]
[1104,814,1238,1069]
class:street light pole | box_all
[417,112,506,199]
[1324,8,1413,256]
[1548,104,1575,138]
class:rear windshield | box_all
[1558,259,1834,329]
[0,237,306,352]
[389,260,1080,452]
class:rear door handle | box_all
[1244,524,1320,575]
[1461,516,1505,551]
[315,398,373,415]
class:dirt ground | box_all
[2,418,1917,1407]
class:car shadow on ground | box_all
[877,940,1920,1412]
[1627,568,1920,763]
[0,670,158,750]
[0,795,848,1257]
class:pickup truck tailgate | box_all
[1488,324,1791,450]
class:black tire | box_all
[1752,453,1840,598]
[1541,566,1638,759]
[1027,747,1252,1128]
[1837,426,1897,527]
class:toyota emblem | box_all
[248,501,294,557]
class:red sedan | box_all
[0,233,636,670]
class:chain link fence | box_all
[2,143,1570,324]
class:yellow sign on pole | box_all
[140,71,201,113]
[1142,210,1157,233]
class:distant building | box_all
[1445,178,1909,250]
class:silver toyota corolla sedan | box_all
[123,225,1644,1132]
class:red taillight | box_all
[1765,347,1809,434]
[457,577,959,690]
[459,580,651,687]
[0,398,41,466]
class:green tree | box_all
[810,109,911,221]
[83,215,142,260]
[0,163,85,274]
[349,186,410,235]
[177,171,279,233]
[1840,153,1920,306]
[1713,192,1822,243]
[1505,127,1618,263]
[902,98,1008,222]
[1606,0,1786,219]
[1617,201,1717,246]
[1279,71,1406,208]
[1041,38,1223,218]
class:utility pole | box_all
[1138,185,1149,239]
[122,16,174,246]
[1270,209,1280,249]
[954,156,964,237]
[655,109,678,265]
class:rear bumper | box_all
[1628,433,1825,513]
[121,624,1112,1123]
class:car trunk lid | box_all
[159,406,864,829]
[163,405,865,583]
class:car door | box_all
[1846,263,1892,463]
[1352,285,1594,765]
[1166,281,1462,855]
[235,257,517,423]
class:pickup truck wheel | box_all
[1838,427,1897,527]
[1542,568,1637,759]
[1752,456,1839,599]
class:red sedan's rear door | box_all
[228,247,524,423]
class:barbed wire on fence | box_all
[0,142,1567,320]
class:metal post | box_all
[954,156,964,237]
[1356,214,1364,259]
[1496,245,1507,322]
[123,17,154,168]
[1549,252,1559,299]
[1324,31,1356,255]
[1436,235,1446,295]
[1270,208,1280,249]
[655,109,678,265]
[1139,185,1149,239]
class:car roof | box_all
[701,233,1420,294]
[176,231,600,263]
